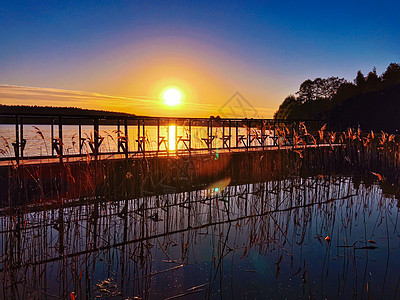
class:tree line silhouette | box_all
[274,63,400,132]
[0,104,134,117]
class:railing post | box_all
[167,118,170,157]
[15,115,19,163]
[206,120,209,150]
[247,118,250,150]
[51,118,54,156]
[235,121,238,148]
[117,119,120,153]
[94,118,99,158]
[124,118,128,158]
[189,119,192,156]
[137,119,140,154]
[20,117,24,157]
[79,119,82,155]
[229,120,231,150]
[58,115,63,163]
[261,119,265,151]
[157,119,160,153]
[142,117,145,155]
[210,119,213,150]
[222,121,225,149]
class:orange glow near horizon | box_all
[0,38,283,118]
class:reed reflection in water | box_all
[1,175,400,299]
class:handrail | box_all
[0,114,323,163]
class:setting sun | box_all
[162,88,182,106]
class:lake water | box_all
[1,175,400,299]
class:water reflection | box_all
[1,175,400,299]
[168,125,176,151]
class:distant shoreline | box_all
[0,104,134,118]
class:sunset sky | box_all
[1,1,399,118]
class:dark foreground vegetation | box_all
[2,122,400,206]
[2,123,400,299]
[274,62,400,132]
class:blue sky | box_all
[1,1,399,116]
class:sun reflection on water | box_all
[168,125,176,151]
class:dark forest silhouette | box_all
[274,63,400,132]
[0,104,135,117]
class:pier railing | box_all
[0,113,323,163]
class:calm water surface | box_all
[1,175,400,299]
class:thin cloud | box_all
[0,85,275,118]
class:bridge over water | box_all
[0,112,323,165]
[0,113,333,206]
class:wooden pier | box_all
[0,112,322,164]
[0,112,336,207]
